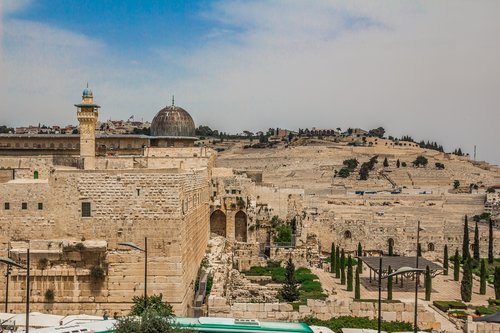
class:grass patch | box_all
[303,316,413,333]
[475,306,499,316]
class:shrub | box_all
[38,258,49,270]
[129,294,173,317]
[435,162,445,169]
[90,266,105,281]
[401,162,407,167]
[303,316,412,333]
[273,223,292,243]
[343,159,359,170]
[44,289,55,302]
[243,266,269,276]
[413,156,428,167]
[300,280,322,292]
[475,306,498,316]
[338,168,350,178]
[433,300,467,312]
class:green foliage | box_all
[335,245,341,278]
[343,159,359,171]
[435,162,445,169]
[454,249,460,281]
[340,250,346,285]
[396,159,400,168]
[38,257,49,270]
[330,242,335,273]
[303,316,413,333]
[480,259,487,295]
[425,265,431,301]
[413,155,428,167]
[0,125,14,134]
[473,212,492,222]
[475,306,499,316]
[487,187,496,193]
[359,165,370,180]
[432,300,467,312]
[454,180,460,189]
[474,222,480,261]
[300,280,322,292]
[383,157,389,167]
[443,244,449,276]
[355,269,360,300]
[279,258,300,302]
[495,267,500,299]
[357,242,363,273]
[346,256,353,292]
[461,259,473,302]
[273,223,292,243]
[401,162,407,167]
[387,266,393,301]
[243,266,269,276]
[489,219,494,264]
[368,127,385,138]
[90,266,105,281]
[114,309,184,333]
[463,215,470,262]
[338,167,350,178]
[129,294,174,317]
[44,289,55,302]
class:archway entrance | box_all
[210,210,226,237]
[235,211,247,242]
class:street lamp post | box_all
[119,237,148,309]
[0,249,30,333]
[414,221,424,333]
[387,266,425,333]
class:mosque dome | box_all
[82,86,93,98]
[151,102,196,137]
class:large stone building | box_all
[0,87,212,315]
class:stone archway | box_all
[210,210,226,237]
[235,211,247,242]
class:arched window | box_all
[428,243,435,251]
[34,171,39,179]
[344,230,352,239]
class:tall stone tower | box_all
[75,85,100,170]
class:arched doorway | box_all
[235,211,247,242]
[210,210,226,237]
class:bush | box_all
[413,155,428,167]
[300,280,322,292]
[273,223,292,243]
[433,300,467,312]
[338,168,350,178]
[303,316,412,333]
[343,159,359,170]
[475,306,498,316]
[44,289,55,302]
[129,294,173,317]
[90,266,105,281]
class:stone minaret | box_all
[75,84,100,170]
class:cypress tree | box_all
[383,157,389,167]
[417,243,422,257]
[357,242,363,273]
[460,258,472,302]
[489,219,494,264]
[387,266,393,300]
[425,265,431,301]
[347,255,353,291]
[473,221,480,261]
[463,215,470,263]
[340,250,346,285]
[335,245,341,278]
[495,266,500,299]
[443,244,449,276]
[479,259,486,295]
[355,268,361,299]
[396,159,400,168]
[388,240,394,256]
[280,258,299,302]
[453,249,460,281]
[330,242,335,273]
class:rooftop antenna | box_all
[86,82,89,88]
[474,145,477,161]
[172,95,175,107]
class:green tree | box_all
[454,180,460,189]
[279,258,300,302]
[461,259,472,302]
[387,266,393,301]
[347,256,353,291]
[413,155,428,167]
[443,244,449,276]
[489,219,494,264]
[338,167,350,178]
[401,162,407,167]
[368,127,385,138]
[129,294,173,317]
[115,309,177,333]
[343,159,359,171]
[453,249,460,281]
[396,159,400,168]
[425,265,431,301]
[463,215,470,263]
[354,269,361,299]
[335,245,341,278]
[357,242,363,273]
[340,250,346,285]
[330,242,335,273]
[359,165,369,180]
[473,221,480,261]
[495,266,500,299]
[383,157,389,167]
[479,259,486,295]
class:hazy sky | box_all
[0,1,499,164]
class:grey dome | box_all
[151,105,196,137]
